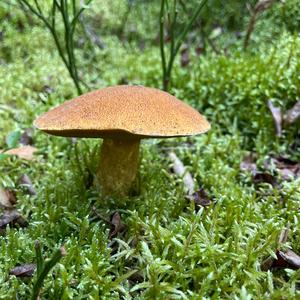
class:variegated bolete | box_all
[34,85,210,196]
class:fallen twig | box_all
[268,100,282,137]
[244,0,279,50]
[260,223,300,271]
[92,206,111,225]
[284,100,300,125]
[169,152,195,195]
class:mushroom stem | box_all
[97,138,140,196]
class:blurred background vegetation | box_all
[1,0,300,149]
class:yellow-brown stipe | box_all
[97,138,140,196]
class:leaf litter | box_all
[0,188,17,208]
[19,128,34,146]
[240,152,300,184]
[2,145,37,161]
[9,263,36,278]
[186,188,213,211]
[19,174,37,196]
[92,207,126,240]
[267,99,300,135]
[284,100,300,125]
[261,226,300,271]
[0,188,28,234]
[109,212,126,239]
[0,209,28,233]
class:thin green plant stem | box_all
[173,0,208,57]
[170,0,177,59]
[31,241,66,300]
[160,0,167,89]
[60,0,78,88]
[19,0,92,95]
[160,0,208,91]
[35,241,43,277]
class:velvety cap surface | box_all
[34,85,210,138]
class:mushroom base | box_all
[97,138,140,196]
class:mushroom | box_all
[34,85,210,196]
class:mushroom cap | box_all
[34,85,210,139]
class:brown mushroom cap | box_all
[34,85,210,139]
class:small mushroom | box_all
[34,85,210,196]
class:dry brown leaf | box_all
[0,189,17,208]
[0,209,28,231]
[19,174,37,196]
[20,128,34,146]
[265,156,300,181]
[265,249,300,270]
[180,46,190,67]
[109,212,125,239]
[240,153,258,175]
[275,157,300,180]
[9,263,36,277]
[261,225,300,271]
[253,172,278,187]
[187,188,212,211]
[276,249,300,269]
[3,145,37,161]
